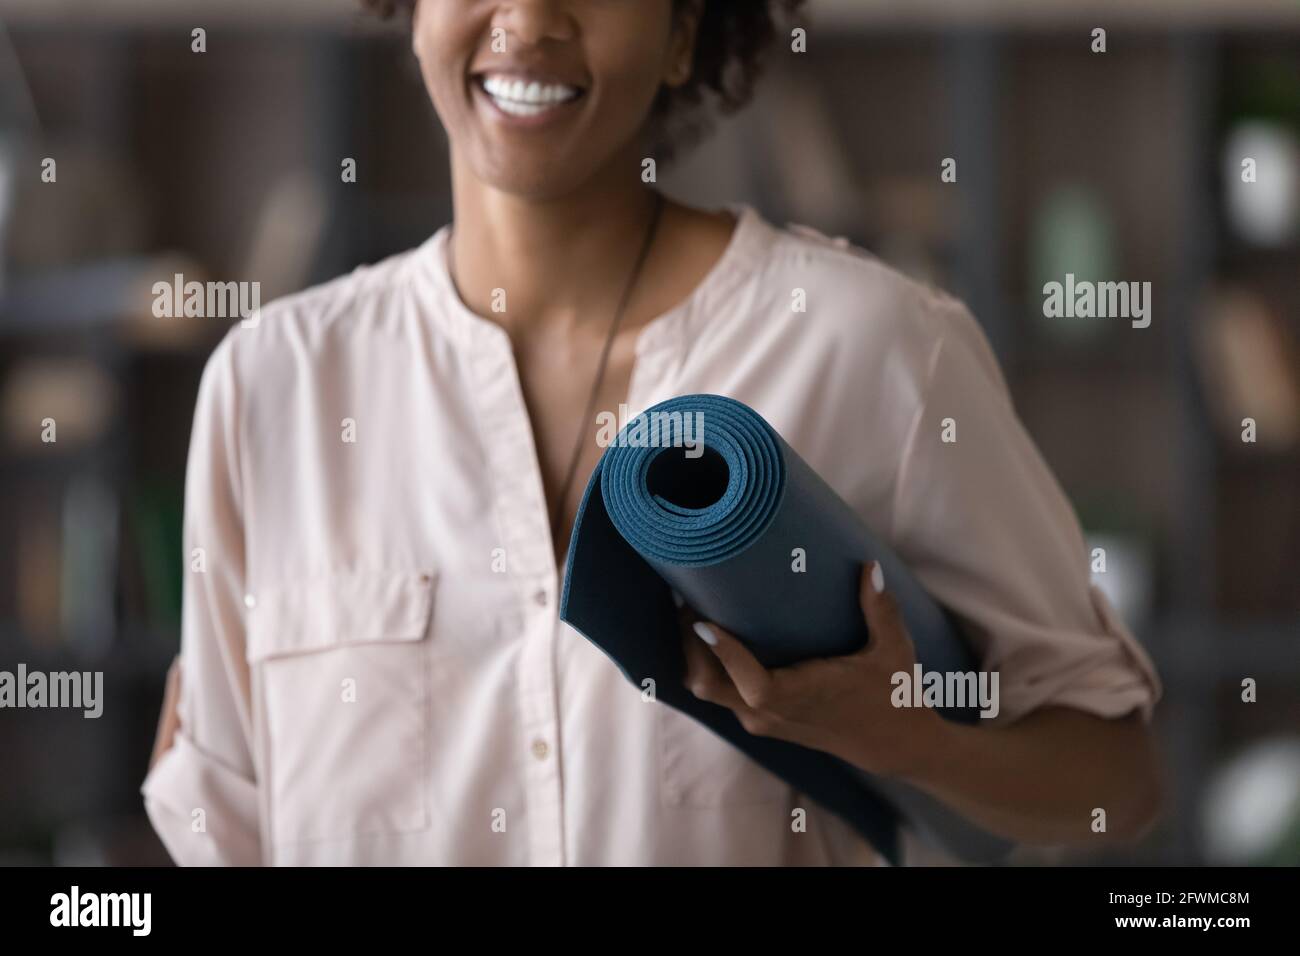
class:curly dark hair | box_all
[359,0,808,160]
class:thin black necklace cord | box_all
[550,190,666,548]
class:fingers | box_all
[677,595,742,707]
[681,628,751,712]
[690,621,777,710]
[858,560,908,654]
[675,595,787,735]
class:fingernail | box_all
[692,622,718,646]
[871,562,885,594]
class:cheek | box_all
[588,33,672,128]
[412,6,479,124]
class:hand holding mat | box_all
[560,394,1013,864]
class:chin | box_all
[473,151,601,202]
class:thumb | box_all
[858,561,908,655]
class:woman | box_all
[143,0,1162,866]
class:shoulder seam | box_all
[770,226,964,316]
[242,251,425,344]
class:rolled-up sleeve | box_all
[890,304,1162,725]
[141,333,263,865]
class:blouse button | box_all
[533,589,549,608]
[243,593,256,610]
[531,739,549,760]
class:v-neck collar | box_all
[409,203,777,583]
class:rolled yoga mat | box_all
[560,394,1013,865]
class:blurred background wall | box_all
[0,0,1297,866]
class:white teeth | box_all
[480,74,580,114]
[495,99,547,117]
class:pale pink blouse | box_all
[141,205,1161,866]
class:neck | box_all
[447,152,662,333]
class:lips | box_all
[473,72,586,119]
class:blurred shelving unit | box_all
[0,1,449,863]
[0,0,1296,864]
[0,0,358,27]
[780,4,1300,865]
[817,0,1300,29]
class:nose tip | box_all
[493,1,578,47]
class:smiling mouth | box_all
[474,73,586,118]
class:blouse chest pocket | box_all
[245,569,435,846]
